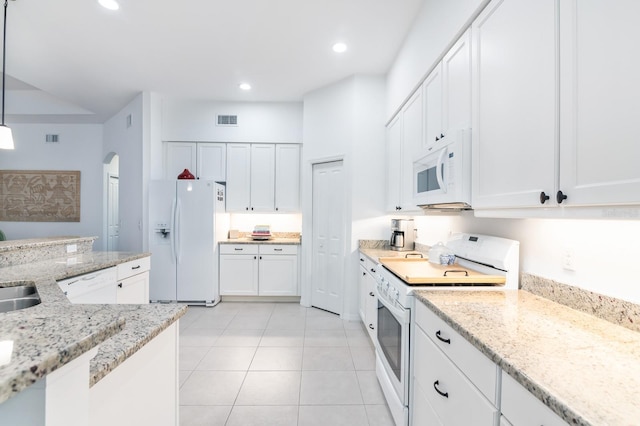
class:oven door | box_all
[375,288,411,408]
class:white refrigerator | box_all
[149,180,228,305]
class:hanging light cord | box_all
[1,0,7,127]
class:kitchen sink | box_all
[0,286,41,313]
[0,285,38,300]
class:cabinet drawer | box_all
[117,256,150,280]
[413,325,498,425]
[219,244,259,255]
[358,251,378,275]
[501,372,566,426]
[415,301,498,404]
[259,244,298,255]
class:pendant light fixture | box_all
[0,0,14,150]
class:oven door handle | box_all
[374,283,410,324]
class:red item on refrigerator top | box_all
[177,169,195,179]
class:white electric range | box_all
[372,233,520,426]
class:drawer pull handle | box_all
[362,272,366,276]
[369,292,375,297]
[360,258,364,262]
[405,253,423,258]
[234,248,243,251]
[435,330,450,344]
[368,324,375,330]
[370,268,376,273]
[443,270,468,277]
[131,265,141,270]
[274,248,283,251]
[433,380,448,398]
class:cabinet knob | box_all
[117,283,123,288]
[363,272,366,276]
[440,133,445,139]
[254,256,257,259]
[275,207,279,211]
[368,324,375,330]
[260,256,262,260]
[435,136,440,141]
[370,268,376,273]
[369,292,375,297]
[556,190,568,204]
[251,207,254,211]
[539,191,550,204]
[246,207,249,211]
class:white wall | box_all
[302,75,387,319]
[386,0,488,121]
[412,213,640,304]
[0,123,103,240]
[103,94,145,252]
[162,99,303,143]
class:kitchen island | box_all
[0,237,186,426]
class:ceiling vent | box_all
[45,134,59,143]
[217,115,238,126]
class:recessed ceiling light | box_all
[239,83,251,91]
[332,42,348,53]
[98,0,120,11]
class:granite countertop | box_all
[221,237,301,245]
[0,251,186,403]
[414,290,640,426]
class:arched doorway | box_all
[103,153,120,251]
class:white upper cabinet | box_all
[558,0,640,206]
[423,64,443,149]
[250,144,276,212]
[164,142,197,179]
[385,114,403,212]
[226,143,299,213]
[274,144,301,212]
[443,28,472,137]
[400,90,425,212]
[226,144,252,211]
[471,0,559,210]
[197,143,226,181]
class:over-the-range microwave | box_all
[413,128,471,210]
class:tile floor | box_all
[179,302,395,426]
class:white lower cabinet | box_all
[358,253,378,342]
[116,257,150,304]
[412,301,499,426]
[219,244,299,296]
[501,372,567,426]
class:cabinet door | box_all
[116,272,149,304]
[165,142,197,180]
[250,144,276,212]
[364,272,377,341]
[358,264,367,323]
[443,28,471,136]
[501,371,566,426]
[274,144,300,212]
[400,90,425,212]
[219,254,259,295]
[559,0,640,206]
[258,254,298,296]
[197,143,226,181]
[386,114,403,212]
[472,0,559,209]
[226,144,252,212]
[423,63,443,149]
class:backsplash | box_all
[359,239,430,253]
[235,231,301,239]
[0,236,96,267]
[521,273,640,333]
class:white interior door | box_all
[107,175,119,251]
[311,160,345,314]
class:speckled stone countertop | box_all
[414,290,640,426]
[0,251,187,403]
[221,237,301,245]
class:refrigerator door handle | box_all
[170,197,177,262]
[175,199,182,264]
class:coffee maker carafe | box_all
[390,219,415,251]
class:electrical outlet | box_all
[562,247,575,271]
[66,244,77,254]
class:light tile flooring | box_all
[179,302,395,426]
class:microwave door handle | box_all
[436,148,447,193]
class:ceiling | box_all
[5,0,423,123]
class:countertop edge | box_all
[220,238,301,245]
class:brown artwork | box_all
[0,170,81,222]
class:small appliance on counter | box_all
[390,218,415,251]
